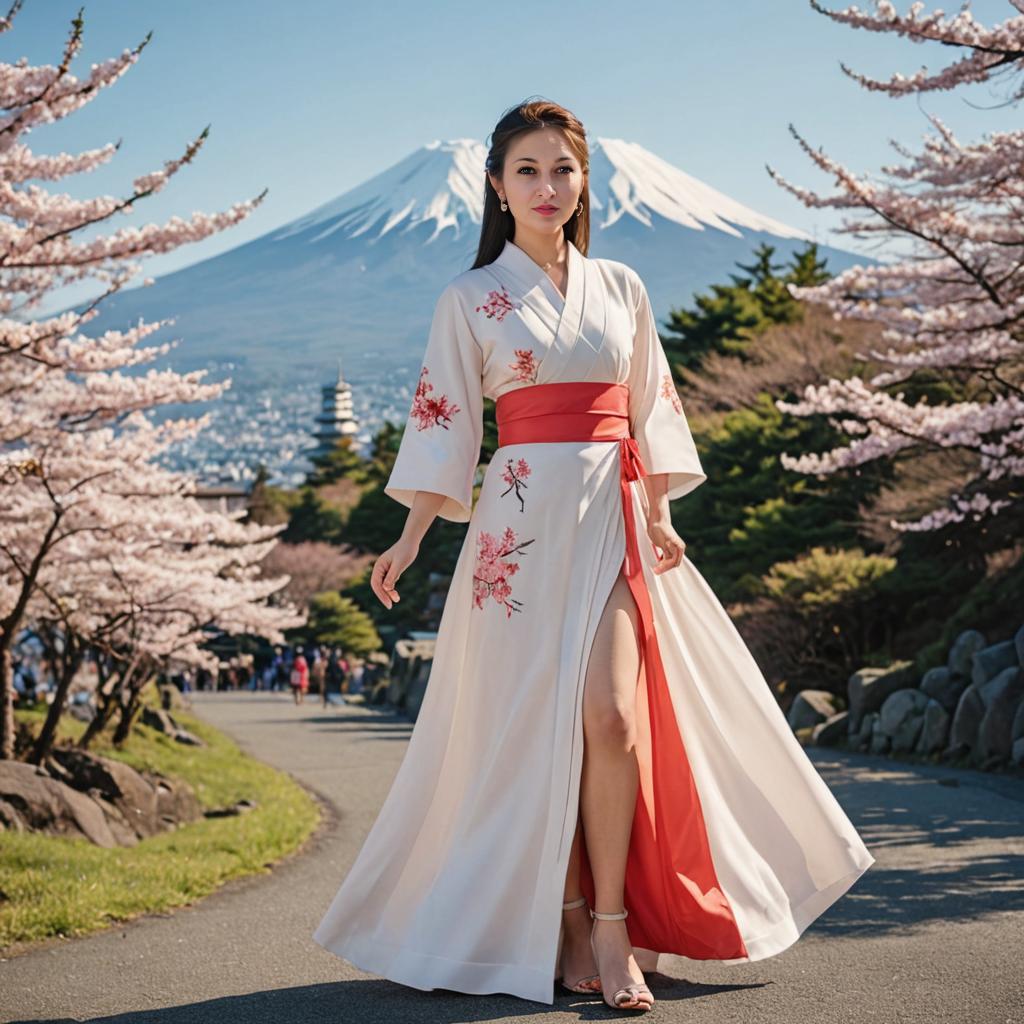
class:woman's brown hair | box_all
[472,97,590,270]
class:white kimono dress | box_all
[312,236,876,1004]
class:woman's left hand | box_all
[646,518,687,574]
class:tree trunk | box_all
[78,653,122,750]
[78,691,117,749]
[29,635,83,765]
[111,683,143,745]
[0,511,65,759]
[0,642,13,761]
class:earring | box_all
[500,196,508,212]
[576,199,584,216]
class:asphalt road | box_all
[2,689,1023,1024]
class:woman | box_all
[290,646,309,705]
[312,99,875,1012]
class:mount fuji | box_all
[75,137,866,484]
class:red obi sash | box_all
[495,380,746,960]
[496,381,649,580]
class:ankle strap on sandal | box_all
[562,896,587,910]
[590,907,628,920]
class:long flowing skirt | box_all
[312,437,876,1004]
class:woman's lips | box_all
[533,206,558,215]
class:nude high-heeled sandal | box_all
[589,907,654,1012]
[555,896,603,994]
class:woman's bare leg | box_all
[558,811,602,990]
[578,568,653,1008]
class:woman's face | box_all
[489,128,584,237]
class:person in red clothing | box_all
[290,646,309,705]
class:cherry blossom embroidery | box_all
[659,372,683,415]
[500,456,532,513]
[508,347,539,384]
[475,286,519,322]
[410,365,461,430]
[472,526,535,618]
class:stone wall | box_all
[789,626,1024,772]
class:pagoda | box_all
[309,359,360,458]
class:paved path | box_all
[2,689,1023,1023]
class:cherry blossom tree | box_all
[0,4,302,759]
[21,482,305,760]
[768,1,1024,536]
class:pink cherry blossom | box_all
[472,526,535,617]
[499,457,532,513]
[409,365,461,430]
[659,372,683,415]
[475,286,519,322]
[766,2,1024,533]
[508,347,539,383]
[0,9,299,760]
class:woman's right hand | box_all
[371,535,420,609]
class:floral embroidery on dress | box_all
[475,286,520,322]
[500,456,531,513]
[659,372,683,415]
[472,526,535,617]
[508,347,539,384]
[410,365,461,430]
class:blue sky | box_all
[5,0,1019,294]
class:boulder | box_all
[788,690,841,731]
[971,640,1019,687]
[153,775,202,827]
[947,629,986,682]
[1013,698,1024,748]
[811,710,849,747]
[49,747,159,836]
[920,665,967,714]
[976,666,1024,764]
[140,706,178,737]
[879,689,929,752]
[914,699,951,755]
[0,761,118,846]
[139,706,206,747]
[869,716,891,754]
[848,660,917,734]
[47,747,202,837]
[949,683,986,754]
[850,711,877,751]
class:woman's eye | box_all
[517,166,573,174]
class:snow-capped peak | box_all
[271,135,809,246]
[591,137,808,239]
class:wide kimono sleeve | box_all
[625,269,707,501]
[384,282,485,523]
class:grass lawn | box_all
[0,688,321,950]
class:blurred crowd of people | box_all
[168,644,368,706]
[11,634,374,712]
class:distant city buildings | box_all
[159,359,390,490]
